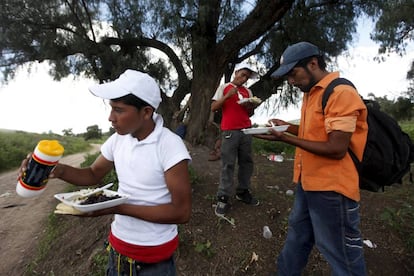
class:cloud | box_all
[1,42,413,133]
[336,46,414,99]
[251,45,414,124]
[0,63,111,134]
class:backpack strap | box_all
[322,78,362,171]
[322,78,356,115]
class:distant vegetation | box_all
[1,118,413,174]
[0,130,94,172]
[252,120,414,159]
[400,121,414,139]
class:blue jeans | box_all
[106,246,176,276]
[277,183,366,276]
[217,130,253,197]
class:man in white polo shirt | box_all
[20,69,192,275]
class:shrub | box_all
[0,130,91,172]
[252,138,295,157]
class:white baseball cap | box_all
[89,69,162,109]
[234,62,259,79]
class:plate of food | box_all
[54,187,129,213]
[237,96,262,105]
[242,125,289,135]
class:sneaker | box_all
[236,190,259,206]
[215,196,229,216]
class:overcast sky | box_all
[1,18,413,134]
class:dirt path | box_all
[1,143,413,275]
[0,144,100,275]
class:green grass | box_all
[90,252,108,276]
[194,240,215,258]
[250,119,413,158]
[80,152,118,188]
[24,213,68,275]
[252,138,295,157]
[400,121,414,139]
[0,130,92,173]
[379,182,414,251]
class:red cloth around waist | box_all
[108,231,178,263]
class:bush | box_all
[252,138,295,157]
[81,152,118,187]
[251,119,413,158]
[0,130,91,172]
[400,121,414,140]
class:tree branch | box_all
[215,0,294,63]
[81,0,96,42]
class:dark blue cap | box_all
[271,42,321,78]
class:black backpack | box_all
[322,78,414,192]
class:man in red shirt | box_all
[211,62,261,217]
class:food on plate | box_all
[54,189,129,212]
[238,96,262,105]
[251,123,267,128]
[249,96,262,104]
[54,202,83,215]
[79,192,121,205]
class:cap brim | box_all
[270,62,297,79]
[89,82,129,100]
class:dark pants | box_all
[217,130,253,198]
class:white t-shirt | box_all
[101,113,191,246]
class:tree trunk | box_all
[186,68,221,145]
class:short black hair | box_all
[112,94,153,110]
[295,55,326,71]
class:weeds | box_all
[24,214,67,275]
[90,251,108,276]
[380,201,414,251]
[188,165,200,185]
[194,240,215,258]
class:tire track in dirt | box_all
[0,144,100,275]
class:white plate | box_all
[237,97,262,104]
[54,189,129,212]
[242,125,289,135]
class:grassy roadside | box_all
[5,122,413,275]
[0,130,95,173]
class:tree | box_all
[364,0,414,92]
[62,128,74,136]
[1,0,382,144]
[367,93,413,121]
[364,0,414,55]
[393,96,413,121]
[84,124,102,140]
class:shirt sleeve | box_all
[100,133,117,161]
[159,131,192,171]
[325,116,358,133]
[323,84,365,133]
[212,84,226,101]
